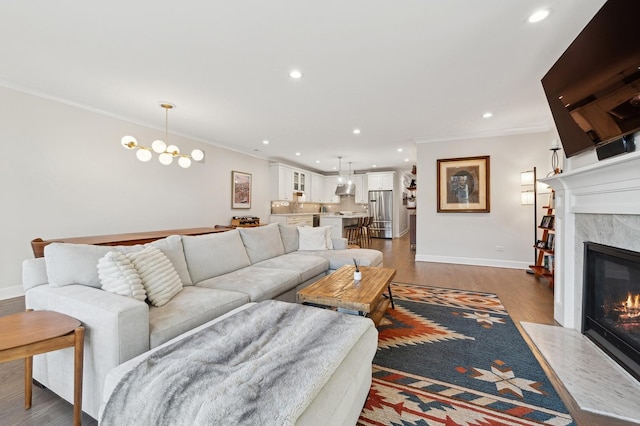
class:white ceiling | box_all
[0,0,606,174]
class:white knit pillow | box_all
[97,251,147,301]
[126,246,183,307]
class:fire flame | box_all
[624,293,640,310]
[619,292,640,322]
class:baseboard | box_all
[414,254,529,270]
[0,285,25,301]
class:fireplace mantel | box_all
[540,150,640,328]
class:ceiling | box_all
[0,0,606,174]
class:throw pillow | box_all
[97,251,147,301]
[146,235,193,286]
[126,246,182,307]
[298,226,332,250]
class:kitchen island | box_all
[320,213,369,240]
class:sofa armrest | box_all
[331,238,348,250]
[25,284,150,417]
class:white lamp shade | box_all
[520,171,535,186]
[521,191,535,205]
[121,135,137,149]
[166,145,179,154]
[152,139,166,153]
[159,152,173,165]
[136,148,152,162]
[178,157,192,168]
[191,149,204,161]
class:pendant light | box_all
[121,103,205,168]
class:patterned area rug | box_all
[357,283,574,426]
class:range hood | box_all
[335,182,356,196]
[334,158,355,196]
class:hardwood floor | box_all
[0,234,635,425]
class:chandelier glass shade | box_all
[121,103,204,168]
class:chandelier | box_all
[120,103,204,168]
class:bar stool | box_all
[344,218,364,247]
[360,216,373,247]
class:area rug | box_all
[357,283,574,426]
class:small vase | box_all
[354,271,362,281]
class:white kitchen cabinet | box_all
[354,174,368,203]
[270,164,295,200]
[322,176,340,203]
[367,172,394,190]
[293,170,306,192]
[310,173,324,202]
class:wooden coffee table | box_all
[298,265,396,326]
[0,310,84,426]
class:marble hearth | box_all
[530,150,640,422]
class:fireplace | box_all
[583,242,640,381]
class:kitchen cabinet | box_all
[270,163,309,200]
[293,170,306,192]
[322,176,340,203]
[367,172,394,190]
[354,174,368,204]
[269,214,314,226]
[309,173,324,202]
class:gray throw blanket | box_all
[101,300,373,425]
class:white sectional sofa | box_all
[21,223,382,419]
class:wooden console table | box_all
[30,226,232,258]
[0,310,84,426]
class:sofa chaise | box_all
[22,223,383,419]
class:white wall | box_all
[415,131,555,269]
[0,87,270,299]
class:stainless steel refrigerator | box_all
[368,190,393,239]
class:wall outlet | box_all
[495,245,505,252]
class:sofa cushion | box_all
[238,223,285,264]
[298,226,333,250]
[306,248,383,270]
[278,224,299,253]
[148,286,250,348]
[127,246,182,307]
[182,230,251,284]
[147,235,193,286]
[196,266,299,302]
[97,251,147,301]
[255,253,330,283]
[44,243,141,288]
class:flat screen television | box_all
[541,0,640,158]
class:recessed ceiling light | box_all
[295,152,301,156]
[315,160,320,164]
[397,148,403,152]
[289,70,303,79]
[404,158,409,162]
[353,129,361,134]
[528,9,549,23]
[483,112,493,118]
[332,166,337,170]
[372,164,377,168]
[262,140,269,145]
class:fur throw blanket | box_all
[100,300,373,425]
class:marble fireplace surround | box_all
[524,150,640,422]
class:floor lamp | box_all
[521,167,537,274]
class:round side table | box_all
[0,310,84,426]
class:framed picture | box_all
[540,215,554,229]
[437,156,490,213]
[231,171,251,209]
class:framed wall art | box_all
[437,155,490,213]
[231,171,252,209]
